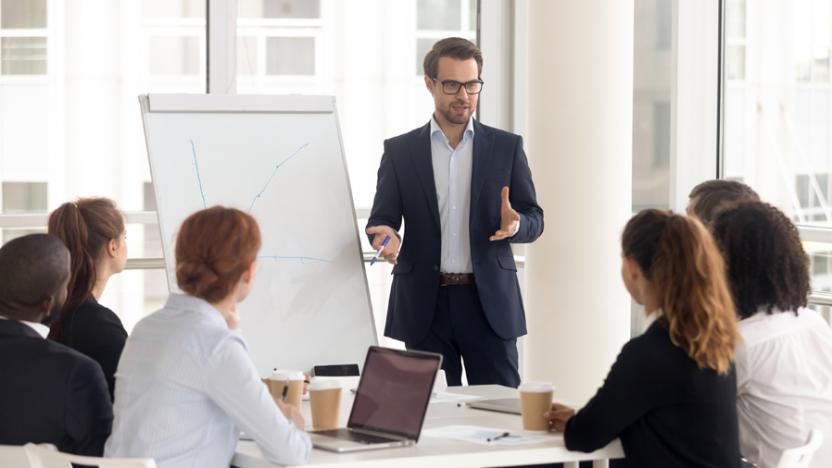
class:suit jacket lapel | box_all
[411,122,441,230]
[471,120,494,213]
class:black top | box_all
[54,298,128,400]
[565,321,741,468]
[0,319,112,455]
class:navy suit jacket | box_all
[0,319,113,455]
[367,120,544,343]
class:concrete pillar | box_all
[523,0,634,406]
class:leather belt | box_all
[439,273,475,287]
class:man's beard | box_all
[441,105,470,125]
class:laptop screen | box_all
[347,347,441,441]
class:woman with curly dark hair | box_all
[712,202,832,468]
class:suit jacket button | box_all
[433,265,439,271]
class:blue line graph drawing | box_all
[190,139,208,208]
[249,143,310,212]
[258,255,330,263]
[187,139,324,265]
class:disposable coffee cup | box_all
[309,379,342,430]
[519,381,554,432]
[268,369,305,409]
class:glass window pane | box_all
[2,182,47,213]
[266,37,314,75]
[1,181,48,244]
[726,0,746,38]
[469,0,477,30]
[726,44,745,80]
[1,0,46,28]
[633,0,672,212]
[1,37,46,75]
[149,36,201,76]
[722,0,832,230]
[416,37,435,75]
[418,0,461,30]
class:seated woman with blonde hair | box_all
[546,210,741,468]
[105,206,310,468]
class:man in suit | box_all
[366,38,544,387]
[0,234,113,455]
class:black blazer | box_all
[0,319,113,455]
[54,298,127,400]
[565,321,741,468]
[367,120,544,343]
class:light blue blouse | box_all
[105,294,310,468]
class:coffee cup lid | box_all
[271,369,305,381]
[518,381,554,393]
[309,379,341,391]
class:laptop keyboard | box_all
[316,428,399,444]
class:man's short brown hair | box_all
[688,179,760,225]
[423,37,483,79]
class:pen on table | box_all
[486,432,511,442]
[369,235,392,266]
[280,378,289,402]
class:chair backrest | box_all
[776,430,825,468]
[0,444,33,467]
[23,443,157,468]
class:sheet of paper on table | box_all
[422,425,556,446]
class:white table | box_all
[233,385,623,468]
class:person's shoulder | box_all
[622,321,678,361]
[36,338,104,374]
[72,299,126,330]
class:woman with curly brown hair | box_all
[712,202,832,468]
[545,209,741,468]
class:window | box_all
[0,0,47,75]
[1,181,47,243]
[237,0,321,81]
[237,0,478,210]
[633,0,673,212]
[415,0,477,74]
[724,0,746,81]
[631,0,674,334]
[0,0,204,329]
[722,0,832,307]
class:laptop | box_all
[310,346,442,453]
[467,398,522,415]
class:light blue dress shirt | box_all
[431,116,475,274]
[105,294,311,468]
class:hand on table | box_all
[489,187,520,241]
[544,403,576,433]
[276,399,306,430]
[365,225,401,264]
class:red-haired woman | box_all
[48,197,128,400]
[105,206,310,468]
[546,210,742,468]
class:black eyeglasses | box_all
[431,78,484,95]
